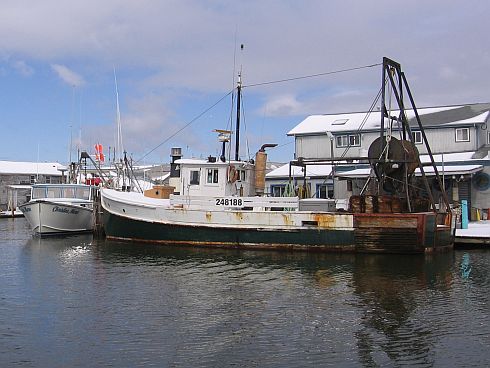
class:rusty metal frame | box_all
[380,57,451,213]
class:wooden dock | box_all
[454,221,490,248]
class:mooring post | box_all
[461,200,468,229]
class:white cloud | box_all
[51,64,85,87]
[12,60,34,76]
[81,92,208,162]
[262,95,304,117]
[2,0,490,163]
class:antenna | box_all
[234,44,244,161]
[114,67,124,162]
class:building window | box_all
[455,128,470,142]
[30,175,36,184]
[487,131,490,144]
[316,184,334,199]
[206,169,219,184]
[412,131,423,144]
[45,176,51,184]
[336,134,360,147]
[189,170,200,185]
[271,185,286,197]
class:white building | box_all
[0,161,65,210]
[280,103,490,213]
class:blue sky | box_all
[1,1,489,164]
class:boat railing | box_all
[169,195,299,210]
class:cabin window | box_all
[412,131,423,144]
[32,187,46,199]
[206,169,219,184]
[316,184,334,199]
[455,128,470,142]
[189,170,200,185]
[336,134,360,147]
[47,187,62,198]
[271,185,286,197]
[238,170,246,182]
[63,187,75,198]
[78,188,91,200]
[30,175,36,184]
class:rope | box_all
[136,89,234,163]
[339,85,384,159]
[243,63,381,88]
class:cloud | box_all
[12,60,34,76]
[81,92,208,162]
[51,64,85,87]
[262,95,305,117]
[2,0,490,163]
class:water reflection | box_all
[1,231,488,367]
[351,254,453,366]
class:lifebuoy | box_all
[227,165,239,183]
[473,172,490,191]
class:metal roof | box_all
[288,103,490,136]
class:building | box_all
[266,163,333,198]
[281,103,490,214]
[0,161,65,210]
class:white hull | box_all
[101,188,353,231]
[20,200,94,235]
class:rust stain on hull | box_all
[354,213,419,228]
[281,213,294,226]
[312,213,338,228]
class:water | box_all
[1,218,489,367]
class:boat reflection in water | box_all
[15,235,488,367]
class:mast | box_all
[235,72,242,161]
[114,68,124,164]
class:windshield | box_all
[31,187,46,199]
[46,187,62,198]
[77,187,91,200]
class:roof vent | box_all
[332,119,348,125]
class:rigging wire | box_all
[242,63,381,88]
[136,89,234,163]
[239,90,252,161]
[339,85,383,159]
[136,62,380,163]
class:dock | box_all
[454,220,490,247]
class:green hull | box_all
[103,210,356,252]
[103,211,453,253]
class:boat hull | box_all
[103,210,357,251]
[101,189,454,254]
[20,200,94,235]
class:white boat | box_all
[20,184,96,235]
[100,58,455,253]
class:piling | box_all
[93,189,105,238]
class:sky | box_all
[1,0,489,165]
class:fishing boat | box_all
[100,58,455,253]
[20,183,97,235]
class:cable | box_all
[136,62,381,163]
[243,63,381,88]
[136,89,234,163]
[339,85,383,159]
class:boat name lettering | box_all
[52,206,79,215]
[215,198,243,207]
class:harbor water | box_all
[1,218,489,367]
